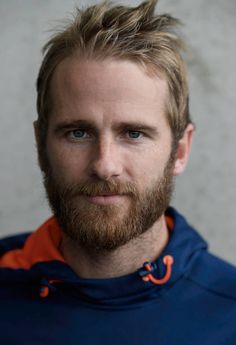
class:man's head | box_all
[36,0,191,155]
[34,0,193,251]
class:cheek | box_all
[128,148,170,186]
[46,141,87,182]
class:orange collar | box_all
[0,217,65,269]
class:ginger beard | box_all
[42,152,175,252]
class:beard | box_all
[42,154,175,252]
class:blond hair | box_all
[36,0,191,150]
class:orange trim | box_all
[165,215,174,232]
[0,217,65,270]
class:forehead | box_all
[49,56,169,127]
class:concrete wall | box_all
[0,0,236,264]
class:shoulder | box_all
[0,232,31,256]
[0,217,59,259]
[187,250,236,301]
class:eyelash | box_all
[66,129,145,141]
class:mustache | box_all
[60,179,138,198]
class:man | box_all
[0,0,235,344]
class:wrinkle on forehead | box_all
[48,57,171,137]
[50,56,168,106]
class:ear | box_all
[173,123,194,176]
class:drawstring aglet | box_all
[39,279,61,298]
[40,285,50,298]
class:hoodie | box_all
[0,207,236,345]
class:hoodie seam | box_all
[185,275,236,302]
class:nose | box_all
[89,136,123,180]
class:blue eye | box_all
[128,131,143,139]
[71,129,86,138]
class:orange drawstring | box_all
[40,286,50,298]
[40,256,174,297]
[142,255,174,285]
[40,279,62,298]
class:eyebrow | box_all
[54,119,159,136]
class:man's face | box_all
[41,57,176,251]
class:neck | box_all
[60,215,169,279]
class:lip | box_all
[84,194,124,205]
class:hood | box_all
[0,207,208,306]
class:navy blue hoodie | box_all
[0,207,236,344]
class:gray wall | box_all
[0,0,236,264]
